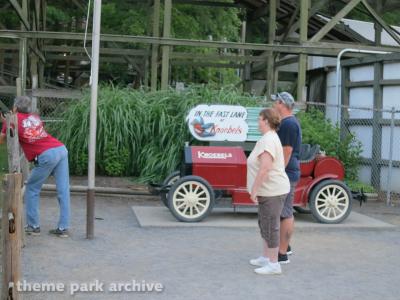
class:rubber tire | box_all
[168,175,215,222]
[309,179,352,224]
[160,171,180,207]
[293,206,311,214]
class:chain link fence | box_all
[305,101,400,205]
[29,89,83,122]
[1,91,81,121]
[0,94,13,113]
[36,97,77,121]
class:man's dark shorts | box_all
[281,181,298,219]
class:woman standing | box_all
[247,108,290,275]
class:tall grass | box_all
[50,85,261,182]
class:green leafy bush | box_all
[346,180,376,193]
[297,108,362,182]
[103,142,130,177]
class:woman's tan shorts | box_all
[257,194,287,248]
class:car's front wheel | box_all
[168,176,214,222]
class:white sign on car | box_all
[186,105,248,142]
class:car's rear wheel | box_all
[309,180,352,224]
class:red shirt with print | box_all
[1,113,64,161]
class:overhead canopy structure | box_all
[0,0,400,102]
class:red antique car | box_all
[152,144,354,224]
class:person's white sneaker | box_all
[249,256,269,267]
[254,262,282,275]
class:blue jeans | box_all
[25,145,70,230]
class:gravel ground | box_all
[15,190,400,300]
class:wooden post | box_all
[239,20,246,85]
[6,114,20,174]
[18,0,28,95]
[371,2,382,192]
[297,0,309,103]
[371,62,383,191]
[161,0,172,90]
[16,78,30,184]
[30,56,39,112]
[151,0,160,91]
[0,49,4,82]
[2,112,23,300]
[2,173,23,300]
[374,1,382,46]
[265,0,276,97]
[39,0,46,88]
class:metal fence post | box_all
[386,107,395,206]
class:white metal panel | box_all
[358,166,371,185]
[349,88,374,118]
[342,18,400,46]
[383,63,400,80]
[381,126,400,161]
[326,70,337,90]
[349,126,373,158]
[326,71,340,124]
[308,57,337,70]
[380,167,400,193]
[382,86,400,118]
[349,65,374,82]
[342,19,374,43]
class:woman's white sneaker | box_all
[254,262,282,275]
[249,256,269,267]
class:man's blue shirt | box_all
[277,115,302,182]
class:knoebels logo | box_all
[186,104,248,142]
[197,151,233,159]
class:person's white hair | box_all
[14,96,32,113]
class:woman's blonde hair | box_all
[259,108,280,130]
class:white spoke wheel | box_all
[168,176,214,222]
[309,180,352,224]
[160,171,181,207]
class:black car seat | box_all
[299,144,320,163]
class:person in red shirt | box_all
[0,96,70,237]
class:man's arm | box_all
[282,146,293,167]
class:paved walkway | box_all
[20,194,400,300]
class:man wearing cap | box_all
[0,96,71,238]
[271,92,302,264]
